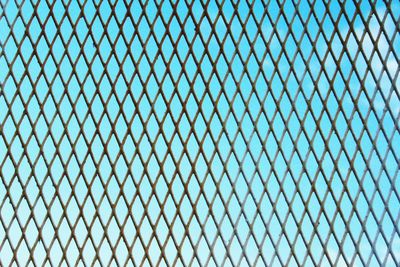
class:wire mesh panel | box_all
[0,0,399,266]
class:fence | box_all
[0,0,399,266]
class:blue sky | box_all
[0,0,399,266]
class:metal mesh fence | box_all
[0,0,399,266]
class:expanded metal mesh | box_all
[0,0,399,266]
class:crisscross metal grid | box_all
[0,0,399,266]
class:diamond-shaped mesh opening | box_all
[1,0,399,266]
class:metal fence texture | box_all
[0,0,399,266]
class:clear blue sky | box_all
[0,0,399,266]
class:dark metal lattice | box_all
[0,0,399,266]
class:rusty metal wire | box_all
[0,0,399,266]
